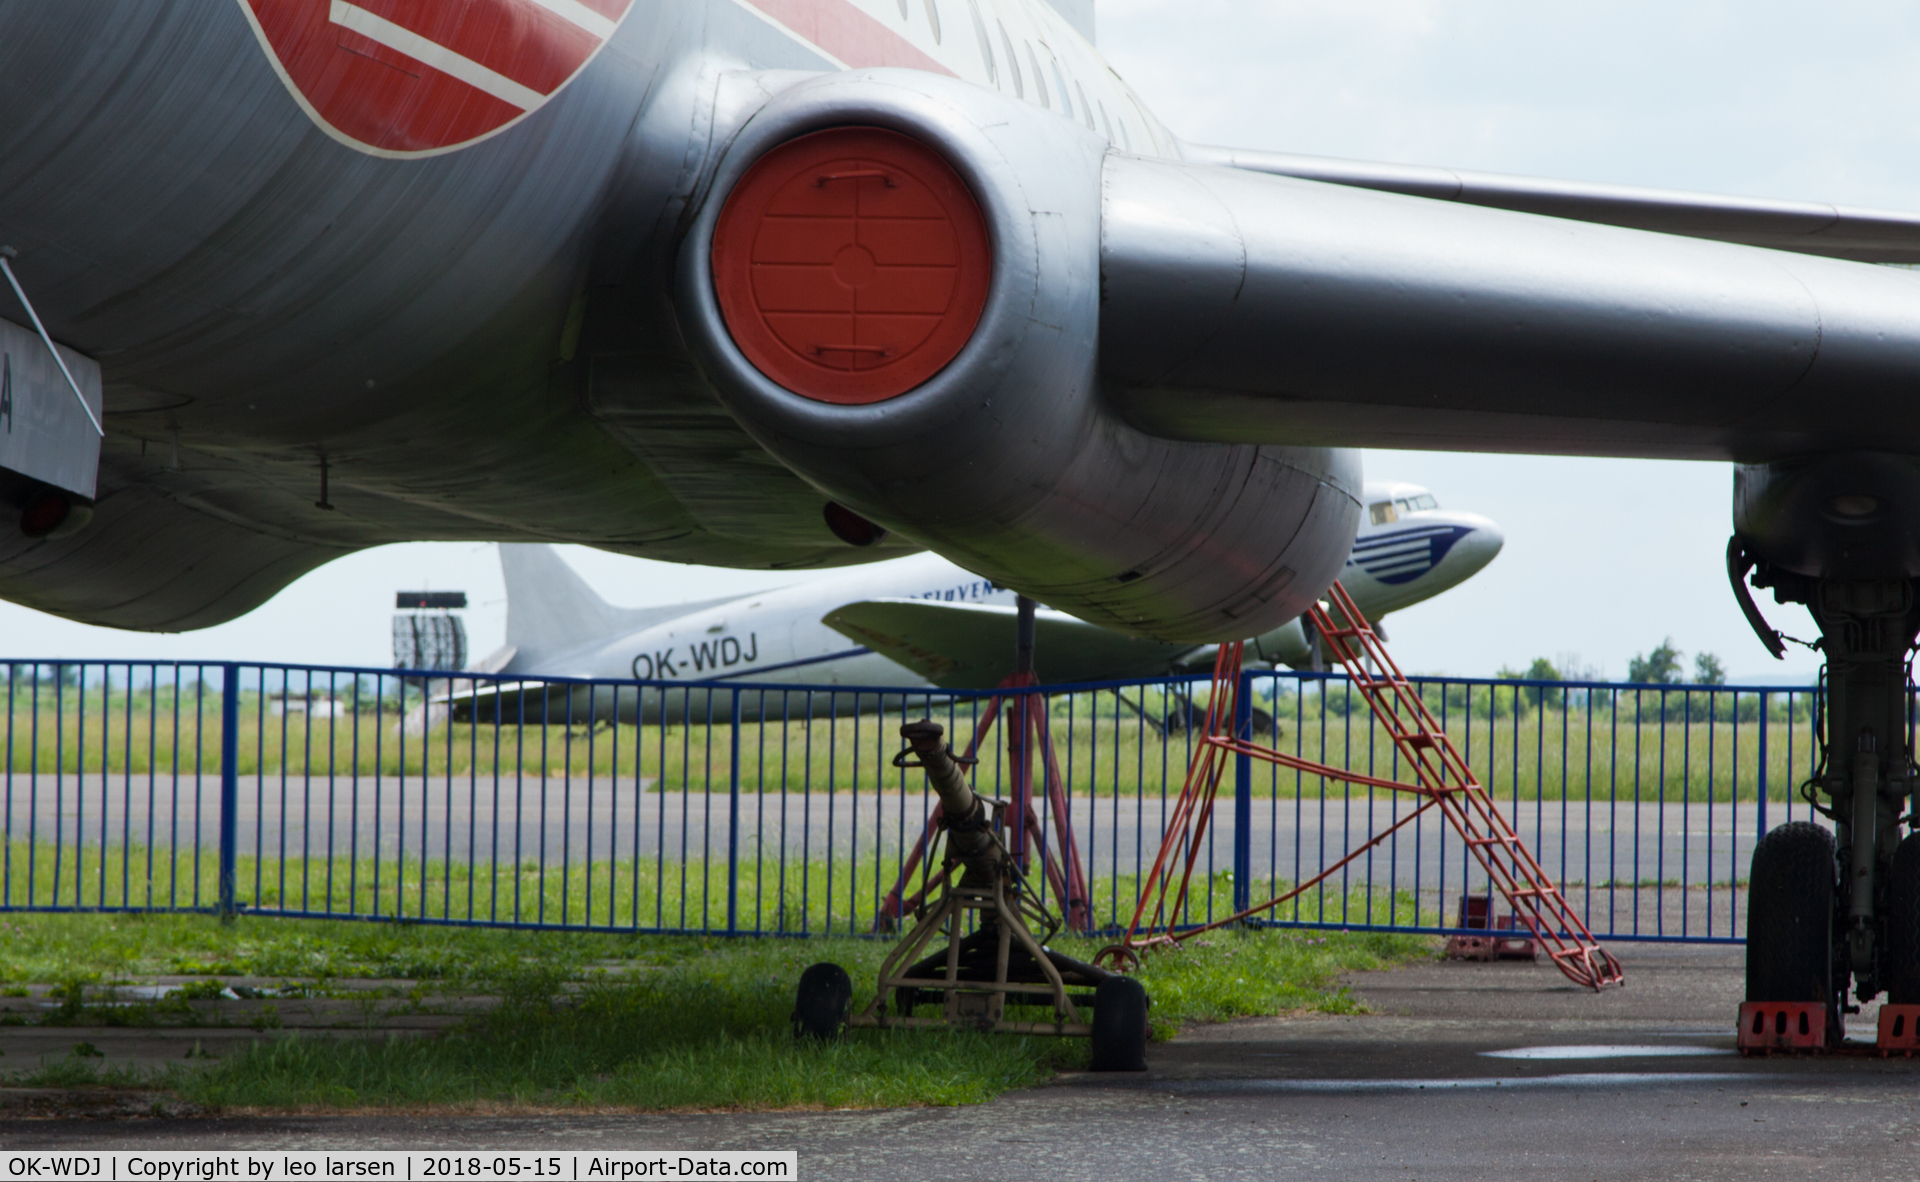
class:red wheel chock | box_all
[1877,1004,1920,1055]
[1738,1001,1829,1054]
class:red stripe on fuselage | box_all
[741,0,956,76]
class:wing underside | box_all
[823,598,1194,689]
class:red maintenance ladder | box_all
[1097,581,1623,992]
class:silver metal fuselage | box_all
[0,0,1249,631]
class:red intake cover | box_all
[712,128,992,405]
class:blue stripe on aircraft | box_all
[1350,525,1477,585]
[1352,525,1459,553]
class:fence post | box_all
[218,663,239,923]
[726,688,742,936]
[1233,666,1254,915]
[1756,690,1768,838]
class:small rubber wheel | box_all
[1746,821,1836,1003]
[1089,976,1150,1072]
[1885,834,1920,1003]
[793,962,852,1041]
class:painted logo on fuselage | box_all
[236,0,633,157]
[1348,524,1476,586]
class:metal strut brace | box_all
[1098,580,1624,991]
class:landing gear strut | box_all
[1738,555,1920,1041]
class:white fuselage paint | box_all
[601,552,1011,687]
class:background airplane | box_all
[471,481,1499,705]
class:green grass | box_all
[0,830,1418,936]
[0,911,1430,1111]
[1061,926,1421,1039]
[0,910,643,984]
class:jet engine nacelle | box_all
[675,70,1357,643]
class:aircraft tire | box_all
[1884,834,1920,1003]
[792,962,852,1041]
[1745,821,1836,1003]
[1089,976,1150,1072]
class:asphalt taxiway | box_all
[5,944,1917,1180]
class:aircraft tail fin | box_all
[498,544,645,663]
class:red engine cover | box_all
[711,127,992,405]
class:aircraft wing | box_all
[822,600,1194,690]
[1095,152,1920,464]
[1184,144,1920,265]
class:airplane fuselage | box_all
[0,0,1187,628]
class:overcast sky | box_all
[7,1,1911,681]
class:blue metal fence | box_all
[0,660,1828,943]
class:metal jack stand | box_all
[795,719,1150,1070]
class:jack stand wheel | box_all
[1747,822,1837,1009]
[793,962,852,1041]
[1089,976,1150,1072]
[1885,835,1920,1004]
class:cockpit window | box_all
[1369,502,1397,526]
[1393,494,1438,515]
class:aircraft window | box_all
[998,22,1023,97]
[925,0,941,42]
[1369,502,1397,526]
[1411,494,1438,511]
[1027,45,1049,107]
[1049,56,1073,118]
[966,0,995,84]
[1075,80,1094,130]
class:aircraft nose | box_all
[1446,513,1505,574]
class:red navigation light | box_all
[712,127,992,405]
